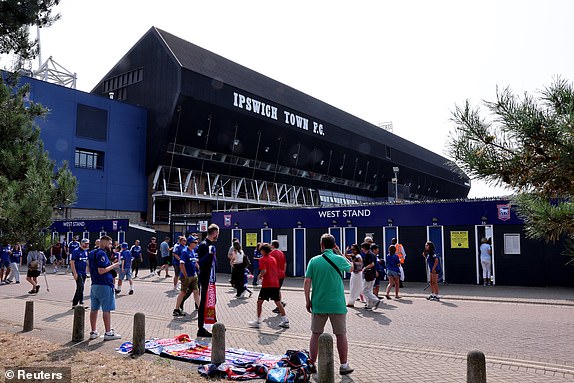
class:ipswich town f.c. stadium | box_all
[17,27,574,286]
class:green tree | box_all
[0,73,76,246]
[0,0,60,61]
[448,77,574,262]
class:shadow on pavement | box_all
[393,298,413,305]
[167,317,185,331]
[42,309,73,323]
[256,328,284,346]
[85,340,108,352]
[227,297,251,308]
[352,310,391,326]
[164,289,178,298]
[439,300,458,308]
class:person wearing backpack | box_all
[304,233,354,375]
[25,246,46,294]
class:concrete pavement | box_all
[0,268,573,382]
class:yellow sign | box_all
[245,233,258,247]
[450,231,469,249]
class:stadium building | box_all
[91,27,470,229]
[11,28,573,287]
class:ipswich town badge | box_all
[224,215,232,227]
[497,204,511,221]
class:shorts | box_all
[311,313,347,335]
[1,260,9,269]
[181,275,199,293]
[387,270,400,278]
[162,256,172,265]
[27,269,41,278]
[119,268,132,280]
[55,254,62,261]
[258,287,281,302]
[91,284,116,312]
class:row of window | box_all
[75,148,104,170]
[103,68,143,93]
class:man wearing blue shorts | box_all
[171,236,186,290]
[116,242,134,295]
[88,235,121,341]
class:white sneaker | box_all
[248,320,261,328]
[339,364,354,375]
[104,330,121,341]
[279,321,290,329]
[89,331,99,339]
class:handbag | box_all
[29,260,39,271]
[242,253,251,268]
[363,267,376,282]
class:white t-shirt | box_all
[480,243,491,260]
[233,250,244,265]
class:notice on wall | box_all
[245,233,258,247]
[450,231,469,249]
[277,235,288,252]
[504,233,521,254]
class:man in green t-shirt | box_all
[304,233,354,376]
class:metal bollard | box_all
[23,300,34,332]
[133,312,146,355]
[467,350,487,383]
[317,333,334,383]
[211,323,226,364]
[72,306,85,342]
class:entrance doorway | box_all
[426,225,446,282]
[475,225,495,285]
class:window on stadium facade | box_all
[75,148,105,170]
[76,104,108,141]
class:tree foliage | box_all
[0,0,60,60]
[448,77,574,253]
[0,73,76,246]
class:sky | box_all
[4,0,574,198]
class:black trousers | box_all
[231,266,246,297]
[197,281,208,329]
[149,254,157,272]
[72,274,86,306]
[132,259,141,276]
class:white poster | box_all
[504,233,521,255]
[277,235,288,252]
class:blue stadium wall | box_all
[21,76,148,214]
[211,200,574,287]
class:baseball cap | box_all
[187,236,199,243]
[121,242,129,248]
[81,238,90,244]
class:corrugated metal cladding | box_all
[20,76,148,213]
[91,27,470,200]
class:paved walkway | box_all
[0,268,573,382]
